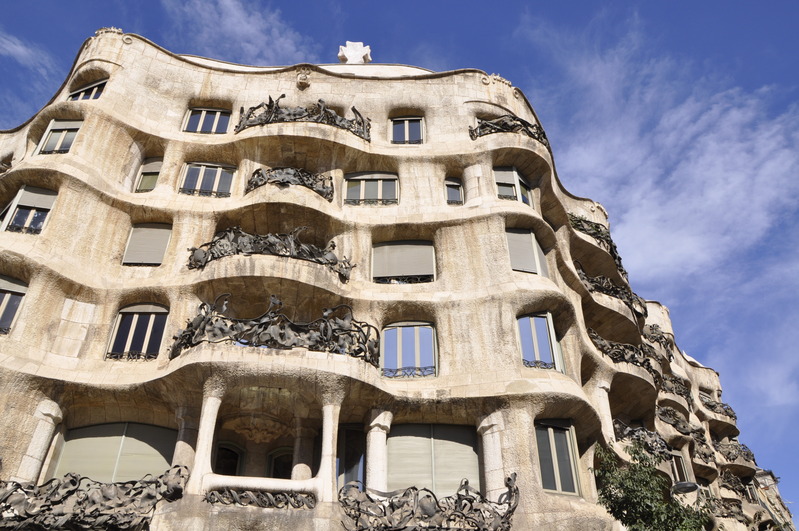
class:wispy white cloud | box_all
[159,0,320,65]
[0,29,58,78]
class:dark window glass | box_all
[146,313,167,355]
[554,428,576,492]
[92,83,104,98]
[215,447,240,475]
[29,210,48,232]
[217,170,233,196]
[346,181,360,201]
[137,173,159,192]
[186,110,202,132]
[408,119,422,143]
[200,112,216,133]
[364,180,379,200]
[382,180,396,201]
[0,292,23,330]
[199,167,217,194]
[215,113,230,133]
[446,184,462,203]
[60,130,78,151]
[128,314,150,353]
[183,165,202,191]
[111,313,134,353]
[9,208,31,229]
[536,426,557,490]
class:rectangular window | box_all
[391,117,423,144]
[122,223,172,266]
[184,108,230,134]
[387,424,480,495]
[494,167,533,206]
[337,425,366,488]
[344,172,398,205]
[68,80,106,101]
[0,186,57,235]
[0,275,26,335]
[535,421,579,494]
[506,229,548,276]
[39,120,81,154]
[381,322,436,378]
[518,313,563,371]
[135,158,162,193]
[670,451,689,483]
[372,241,434,284]
[180,163,234,197]
[445,177,463,205]
[106,304,168,360]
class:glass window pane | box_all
[364,180,379,200]
[446,184,462,202]
[214,447,240,475]
[60,130,77,151]
[81,90,92,100]
[9,207,31,229]
[183,165,202,191]
[346,180,361,201]
[111,313,135,353]
[137,173,159,192]
[383,328,398,369]
[401,326,416,368]
[521,183,532,205]
[128,314,150,353]
[553,428,576,492]
[0,292,22,329]
[186,110,202,132]
[69,94,80,101]
[29,210,48,231]
[93,83,105,98]
[408,120,422,142]
[392,121,405,142]
[200,111,216,133]
[533,316,554,365]
[518,317,535,362]
[200,167,217,194]
[215,113,230,133]
[216,170,233,195]
[382,180,396,201]
[497,183,516,198]
[418,326,434,368]
[146,313,167,355]
[536,426,557,490]
[42,132,60,153]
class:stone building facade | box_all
[0,28,792,530]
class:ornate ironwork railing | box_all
[643,324,674,352]
[613,419,671,458]
[235,94,371,141]
[105,350,158,361]
[344,198,398,206]
[661,375,693,406]
[714,441,756,464]
[382,366,436,378]
[656,406,715,463]
[588,329,660,380]
[373,275,434,285]
[0,327,10,335]
[497,193,517,201]
[568,214,628,280]
[169,294,379,366]
[5,224,41,235]
[338,474,519,531]
[577,265,647,319]
[246,167,333,201]
[187,226,355,282]
[178,187,231,198]
[699,395,737,420]
[447,199,463,205]
[522,359,556,370]
[0,466,187,530]
[206,488,316,509]
[468,114,549,147]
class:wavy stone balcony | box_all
[714,441,757,476]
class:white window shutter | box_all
[123,224,172,265]
[18,186,57,209]
[373,241,434,277]
[506,229,538,273]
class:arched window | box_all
[106,304,168,360]
[0,275,27,334]
[381,322,436,378]
[267,447,294,479]
[214,444,242,476]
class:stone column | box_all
[172,406,199,468]
[291,418,316,481]
[592,380,615,442]
[186,378,225,495]
[365,409,392,491]
[318,401,342,503]
[13,398,63,483]
[477,411,505,499]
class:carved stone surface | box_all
[169,294,379,366]
[714,441,756,464]
[468,114,549,147]
[661,375,693,407]
[0,465,187,530]
[338,41,372,64]
[656,406,715,463]
[206,488,316,509]
[700,395,737,420]
[577,264,647,319]
[568,213,628,280]
[187,226,354,282]
[588,329,660,380]
[235,94,371,141]
[613,419,671,458]
[246,167,334,201]
[338,473,519,531]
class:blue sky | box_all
[2,0,798,512]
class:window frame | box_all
[135,158,163,193]
[535,420,580,495]
[0,275,27,335]
[37,120,82,155]
[505,228,549,276]
[179,163,235,198]
[670,449,689,484]
[344,172,398,206]
[105,304,168,361]
[517,313,564,372]
[493,166,534,207]
[381,321,437,378]
[0,186,57,235]
[183,108,231,134]
[68,79,107,101]
[122,223,172,266]
[267,446,294,479]
[213,442,244,476]
[445,177,463,205]
[372,240,435,284]
[390,116,424,144]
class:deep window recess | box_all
[670,450,689,483]
[387,424,480,495]
[0,186,57,235]
[135,159,162,193]
[68,80,106,101]
[179,163,234,198]
[381,322,436,378]
[267,447,294,479]
[183,108,230,134]
[344,172,398,205]
[0,275,26,335]
[506,229,548,276]
[517,313,563,371]
[372,241,434,284]
[39,120,81,154]
[535,420,579,494]
[337,425,366,487]
[214,445,242,476]
[122,223,171,266]
[391,117,423,144]
[106,304,168,360]
[445,177,463,205]
[49,422,176,483]
[494,167,533,206]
